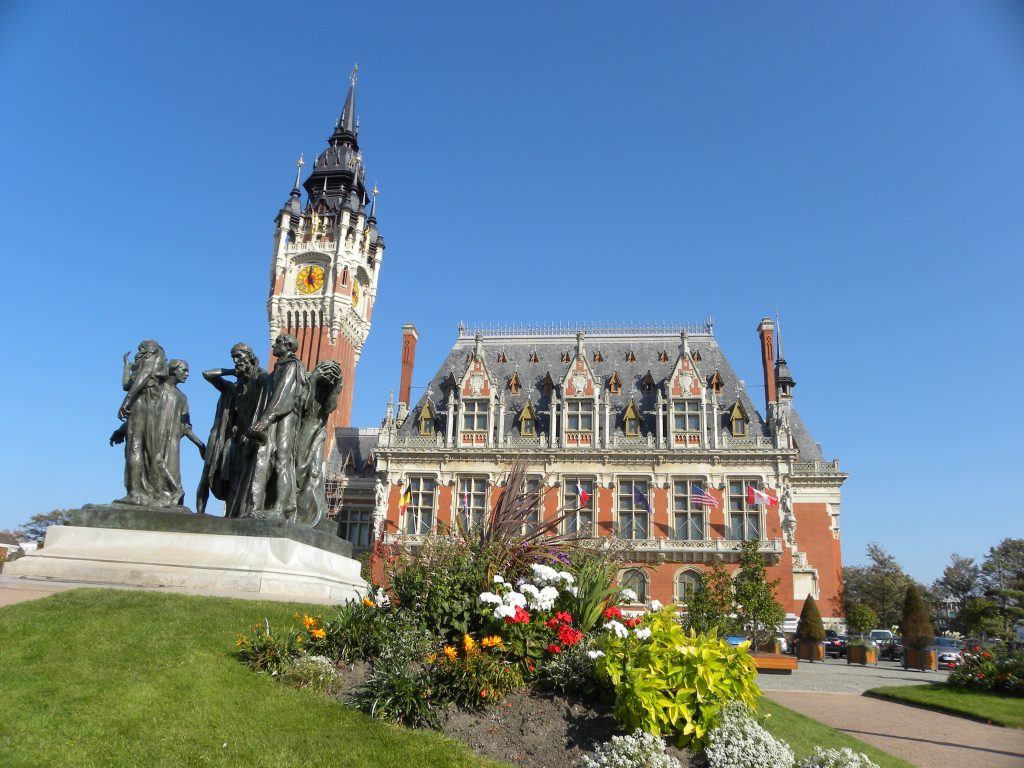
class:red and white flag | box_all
[747,485,777,507]
[575,483,590,508]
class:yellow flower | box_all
[463,634,477,654]
[481,635,504,649]
[426,652,438,664]
[310,627,326,640]
[362,597,375,608]
[302,614,318,629]
[443,645,458,661]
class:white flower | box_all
[634,627,652,640]
[587,650,606,659]
[557,571,575,585]
[529,585,559,611]
[492,574,505,584]
[477,592,502,606]
[493,604,516,620]
[604,620,628,639]
[566,586,579,597]
[503,591,527,608]
[519,583,540,598]
[530,563,560,584]
[374,588,391,608]
[620,588,638,602]
[649,599,662,611]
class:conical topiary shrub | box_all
[796,595,826,661]
[901,585,935,670]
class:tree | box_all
[733,539,785,650]
[685,557,737,637]
[901,584,934,654]
[980,538,1024,638]
[14,509,73,546]
[796,595,825,642]
[842,543,914,630]
[931,553,980,633]
[844,603,878,637]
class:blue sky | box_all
[1,1,1021,584]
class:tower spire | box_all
[774,312,796,399]
[338,64,358,135]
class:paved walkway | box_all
[759,662,1024,768]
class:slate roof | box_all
[398,327,822,457]
[327,427,380,472]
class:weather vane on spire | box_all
[292,153,305,190]
[350,63,359,86]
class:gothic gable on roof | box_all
[561,353,597,398]
[459,355,495,399]
[668,348,705,399]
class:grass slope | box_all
[758,699,915,768]
[0,589,505,768]
[866,684,1024,728]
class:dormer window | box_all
[608,371,622,395]
[419,402,435,436]
[673,400,701,432]
[462,400,489,432]
[593,351,604,363]
[626,351,636,363]
[529,351,539,363]
[709,371,724,396]
[658,351,669,362]
[519,401,536,436]
[561,351,571,363]
[508,371,522,395]
[729,401,747,436]
[623,400,641,437]
[497,351,507,364]
[542,372,555,394]
[693,350,702,362]
[641,371,656,391]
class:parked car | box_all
[869,630,902,661]
[824,629,846,658]
[929,637,963,669]
[775,631,789,654]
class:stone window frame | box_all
[671,478,707,541]
[565,399,593,432]
[727,477,763,541]
[457,475,489,532]
[404,475,437,535]
[618,568,649,604]
[616,477,651,541]
[462,399,489,433]
[674,567,703,605]
[562,476,595,535]
[672,399,702,433]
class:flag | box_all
[747,485,777,507]
[691,485,719,508]
[575,483,590,509]
[399,483,412,512]
[633,485,651,513]
[462,492,470,515]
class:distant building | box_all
[370,320,847,621]
[0,532,24,560]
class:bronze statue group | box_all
[111,335,343,527]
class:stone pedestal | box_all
[4,506,367,604]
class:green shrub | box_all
[427,633,524,706]
[538,638,603,699]
[278,654,344,695]
[594,608,760,749]
[900,586,933,653]
[844,604,878,637]
[352,657,438,728]
[948,645,1024,696]
[563,549,622,632]
[797,596,825,643]
[235,618,302,673]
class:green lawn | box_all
[0,588,911,768]
[866,684,1024,728]
[757,698,914,768]
[0,589,505,768]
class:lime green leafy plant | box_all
[594,607,760,749]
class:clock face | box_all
[296,265,325,294]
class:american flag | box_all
[691,485,720,508]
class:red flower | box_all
[505,606,531,625]
[977,673,985,679]
[558,625,583,646]
[481,689,488,698]
[545,618,560,629]
[554,611,573,625]
[603,606,623,620]
[982,652,991,659]
[625,617,643,629]
[547,644,562,654]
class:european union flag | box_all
[633,484,651,513]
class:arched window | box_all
[676,569,702,604]
[618,569,648,604]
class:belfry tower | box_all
[267,67,385,448]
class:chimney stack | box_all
[399,323,419,407]
[757,317,777,412]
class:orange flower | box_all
[443,645,458,661]
[481,635,504,649]
[463,634,478,654]
[426,652,438,664]
[302,614,318,630]
[362,597,375,608]
[310,627,326,640]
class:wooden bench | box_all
[751,651,798,673]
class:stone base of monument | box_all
[4,505,367,605]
